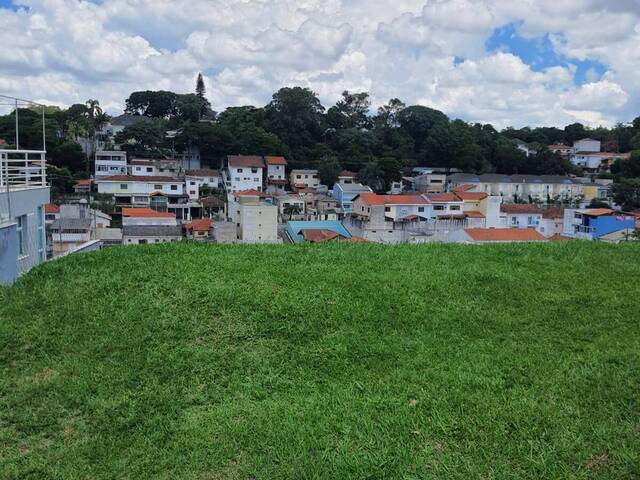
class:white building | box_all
[499,204,543,229]
[0,149,49,283]
[290,169,320,190]
[122,225,183,245]
[122,208,178,226]
[573,138,601,153]
[128,159,181,177]
[185,169,220,201]
[265,156,288,193]
[277,195,306,220]
[95,150,127,178]
[222,155,265,194]
[236,192,279,244]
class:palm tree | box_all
[85,99,102,119]
[283,204,302,220]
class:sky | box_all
[0,0,639,129]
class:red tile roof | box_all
[500,204,543,214]
[122,208,175,219]
[227,155,265,168]
[184,218,212,232]
[74,179,92,187]
[300,229,343,243]
[357,193,429,206]
[427,193,461,203]
[464,228,546,242]
[456,192,488,201]
[44,203,60,214]
[264,156,288,166]
[186,169,219,177]
[233,189,272,198]
[453,183,476,193]
[339,170,357,177]
[581,208,614,217]
[542,207,565,219]
[464,210,485,218]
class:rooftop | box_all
[122,225,183,237]
[500,204,543,214]
[264,156,288,166]
[186,169,220,177]
[184,218,213,232]
[98,175,180,183]
[356,193,429,206]
[227,155,265,168]
[122,208,176,219]
[464,228,546,242]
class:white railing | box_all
[0,150,47,189]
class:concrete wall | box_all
[0,223,18,284]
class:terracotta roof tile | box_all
[264,156,288,165]
[500,204,543,214]
[581,208,614,217]
[456,192,488,201]
[227,155,265,168]
[357,193,429,206]
[300,229,343,243]
[184,218,212,232]
[464,228,546,242]
[44,203,60,214]
[122,208,175,219]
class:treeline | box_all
[2,83,640,206]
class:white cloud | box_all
[0,0,637,127]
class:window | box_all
[120,184,128,189]
[154,185,162,190]
[16,215,26,256]
[385,206,391,212]
[511,217,518,225]
[418,207,425,212]
[171,185,178,191]
[136,167,141,171]
[146,167,153,172]
[190,181,196,186]
[450,206,461,211]
[434,205,444,211]
[251,168,258,174]
[296,175,302,179]
[235,177,240,182]
[190,191,196,196]
[237,168,243,173]
[37,206,44,260]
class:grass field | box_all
[1,242,639,479]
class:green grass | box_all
[1,242,639,479]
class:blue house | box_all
[286,221,352,243]
[332,183,372,213]
[572,209,636,240]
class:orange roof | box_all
[233,189,272,198]
[581,208,614,217]
[227,155,264,168]
[500,204,543,214]
[456,192,488,201]
[339,170,357,177]
[122,208,175,219]
[184,218,212,232]
[265,156,288,166]
[543,207,565,219]
[464,210,485,218]
[464,228,546,242]
[300,229,343,243]
[74,179,92,187]
[357,193,429,206]
[453,184,476,193]
[44,203,60,214]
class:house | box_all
[511,138,531,156]
[212,222,237,244]
[128,158,181,177]
[563,208,636,240]
[414,171,447,193]
[222,155,265,194]
[447,173,583,203]
[290,169,320,190]
[500,204,543,229]
[95,150,127,177]
[73,179,92,194]
[96,227,123,246]
[285,220,352,243]
[226,189,273,224]
[122,208,177,226]
[50,218,93,257]
[122,225,183,245]
[276,195,306,220]
[449,228,547,243]
[571,152,629,173]
[548,144,575,157]
[265,156,288,193]
[306,193,341,221]
[96,175,190,221]
[577,178,612,203]
[235,191,279,244]
[573,138,601,153]
[0,147,49,283]
[200,195,225,218]
[44,203,60,224]
[184,218,213,241]
[537,207,565,238]
[185,169,220,201]
[345,193,431,243]
[332,182,373,213]
[337,170,357,185]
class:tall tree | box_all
[327,91,371,130]
[195,73,206,99]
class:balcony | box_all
[0,150,47,190]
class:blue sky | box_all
[0,0,637,128]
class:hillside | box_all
[1,242,639,479]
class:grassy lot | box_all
[1,242,639,479]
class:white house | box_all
[511,138,531,157]
[290,169,320,190]
[276,194,306,220]
[235,192,279,244]
[185,169,220,201]
[265,156,288,193]
[222,155,265,194]
[95,150,127,177]
[128,159,181,177]
[500,204,543,229]
[573,138,601,153]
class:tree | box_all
[125,91,178,118]
[564,123,587,145]
[85,99,103,119]
[50,141,86,172]
[327,91,371,130]
[114,121,166,156]
[195,73,206,99]
[357,162,386,192]
[612,150,640,178]
[375,98,406,129]
[588,198,611,208]
[612,178,640,210]
[317,156,341,186]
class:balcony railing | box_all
[0,150,47,189]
